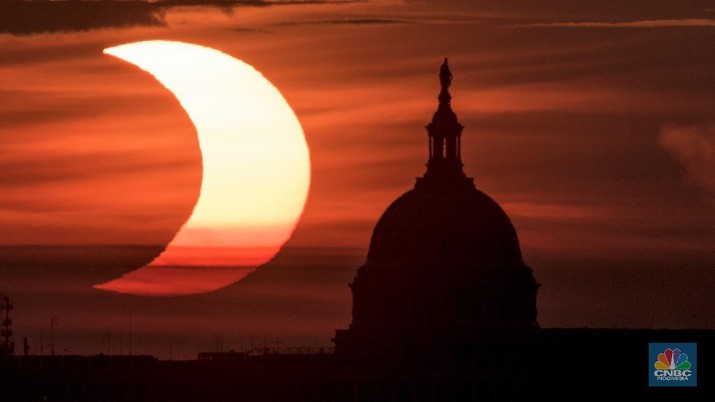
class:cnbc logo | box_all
[649,343,697,387]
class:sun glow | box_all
[97,40,310,295]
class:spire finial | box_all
[420,56,467,188]
[439,57,452,90]
[438,57,452,105]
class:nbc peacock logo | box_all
[654,348,691,371]
[649,343,697,387]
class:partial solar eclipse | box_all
[95,40,310,295]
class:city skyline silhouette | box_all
[2,58,714,402]
[1,1,715,400]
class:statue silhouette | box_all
[439,57,452,89]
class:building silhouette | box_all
[1,60,713,402]
[334,58,539,362]
[327,60,713,401]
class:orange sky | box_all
[2,2,713,256]
[2,0,715,355]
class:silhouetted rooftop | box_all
[366,58,523,264]
[366,187,522,263]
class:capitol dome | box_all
[367,187,523,263]
[334,59,540,359]
[366,58,523,265]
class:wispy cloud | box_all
[514,19,715,29]
[659,123,715,193]
[274,17,411,27]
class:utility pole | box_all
[49,316,57,356]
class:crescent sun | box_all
[95,40,310,296]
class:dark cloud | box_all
[0,0,356,35]
[0,0,166,35]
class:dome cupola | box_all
[367,58,523,264]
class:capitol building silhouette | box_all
[2,60,713,402]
